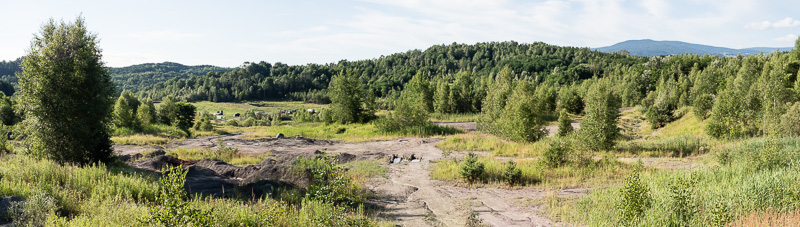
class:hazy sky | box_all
[1,0,798,67]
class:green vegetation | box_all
[580,80,621,150]
[140,165,214,226]
[17,17,116,165]
[327,70,375,124]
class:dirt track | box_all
[115,135,565,226]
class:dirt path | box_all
[116,135,563,226]
[433,121,477,132]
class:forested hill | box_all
[110,62,232,93]
[596,39,793,56]
[134,41,645,102]
[0,59,232,95]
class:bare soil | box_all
[115,135,567,226]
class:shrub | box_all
[709,200,732,227]
[225,120,239,127]
[617,171,651,226]
[668,175,698,226]
[542,140,568,168]
[296,153,365,207]
[8,193,59,227]
[503,161,522,186]
[459,152,485,184]
[140,165,214,226]
[241,117,256,127]
[557,109,573,137]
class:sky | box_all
[1,0,799,67]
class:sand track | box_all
[114,135,564,226]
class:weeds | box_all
[140,165,214,226]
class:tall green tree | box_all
[17,17,115,165]
[580,81,621,150]
[405,71,434,113]
[113,95,139,129]
[497,80,545,142]
[158,96,178,125]
[478,67,514,133]
[137,98,157,125]
[174,102,196,136]
[328,70,372,124]
[434,81,451,114]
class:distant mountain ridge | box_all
[595,39,794,56]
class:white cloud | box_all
[125,30,204,41]
[746,17,800,29]
[773,34,798,42]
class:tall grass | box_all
[437,132,552,157]
[166,147,270,166]
[0,154,383,226]
[556,137,800,226]
[430,152,631,188]
[429,112,480,122]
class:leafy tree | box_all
[558,85,584,114]
[174,102,196,136]
[0,93,15,125]
[557,109,574,136]
[706,57,763,138]
[478,66,514,133]
[113,95,140,129]
[692,94,714,120]
[158,96,178,125]
[377,84,429,132]
[328,70,372,124]
[780,102,800,136]
[405,71,434,112]
[497,80,545,142]
[17,17,115,165]
[137,98,157,125]
[580,81,621,150]
[434,81,451,114]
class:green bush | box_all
[667,175,698,227]
[542,140,568,168]
[503,161,522,186]
[241,117,256,127]
[225,120,239,127]
[780,102,800,136]
[295,152,366,207]
[459,152,485,184]
[140,165,214,226]
[557,109,574,137]
[617,171,651,226]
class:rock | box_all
[0,196,24,222]
[295,135,303,139]
[144,149,166,158]
[276,133,284,139]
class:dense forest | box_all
[0,59,231,95]
[132,41,644,103]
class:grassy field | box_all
[430,152,632,188]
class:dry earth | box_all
[114,135,566,226]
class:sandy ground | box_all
[112,123,698,226]
[114,135,566,226]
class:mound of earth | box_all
[120,150,360,199]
